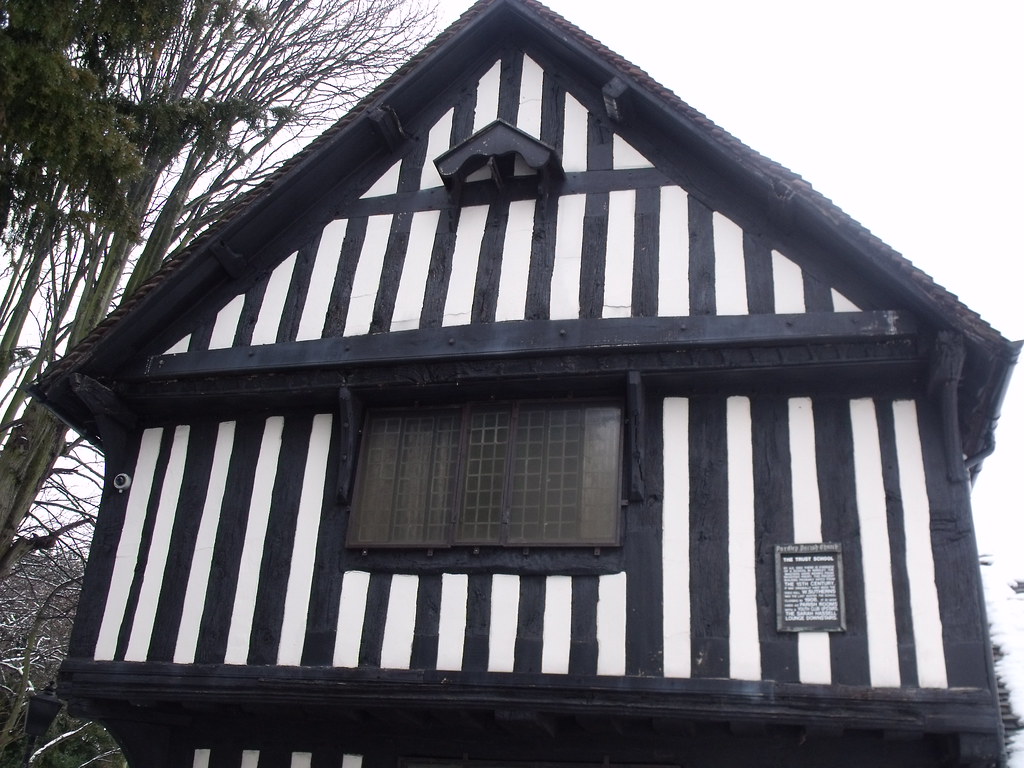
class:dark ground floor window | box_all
[348,400,622,548]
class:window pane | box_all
[508,406,584,543]
[351,401,620,548]
[350,411,459,546]
[351,415,402,544]
[580,406,621,542]
[507,404,619,545]
[456,408,510,543]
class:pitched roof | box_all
[33,0,1019,461]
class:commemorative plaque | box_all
[775,542,845,632]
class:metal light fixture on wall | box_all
[23,682,63,768]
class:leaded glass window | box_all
[348,401,621,547]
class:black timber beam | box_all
[116,338,926,426]
[127,311,917,382]
[59,660,1001,739]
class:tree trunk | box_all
[0,402,66,579]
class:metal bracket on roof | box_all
[210,239,247,279]
[69,374,137,461]
[70,374,137,431]
[602,77,631,124]
[369,105,409,151]
[769,179,797,232]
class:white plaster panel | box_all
[488,574,520,672]
[124,425,191,661]
[95,428,164,660]
[657,186,689,317]
[344,214,394,336]
[391,209,441,331]
[251,252,297,346]
[850,398,901,687]
[726,397,760,681]
[224,416,285,664]
[442,205,489,327]
[603,189,635,318]
[662,397,691,678]
[334,571,371,667]
[296,219,349,341]
[713,212,748,315]
[549,194,586,319]
[277,413,334,665]
[541,575,572,674]
[174,421,236,663]
[892,400,948,688]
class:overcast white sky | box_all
[437,0,1024,576]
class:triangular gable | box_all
[160,50,861,356]
[33,0,1013,464]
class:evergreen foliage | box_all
[0,0,435,764]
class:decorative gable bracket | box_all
[434,119,563,202]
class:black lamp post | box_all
[23,682,63,768]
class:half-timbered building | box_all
[33,1,1021,767]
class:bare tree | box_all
[0,0,437,578]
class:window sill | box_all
[342,544,625,576]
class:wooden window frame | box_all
[346,398,624,550]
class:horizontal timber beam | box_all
[128,311,918,382]
[60,659,997,738]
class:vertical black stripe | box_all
[632,186,659,317]
[689,396,729,678]
[917,398,989,687]
[311,743,345,768]
[462,573,493,672]
[688,197,715,315]
[579,193,609,318]
[743,232,775,314]
[248,414,316,665]
[397,136,429,195]
[163,737,197,768]
[451,83,477,145]
[409,573,442,669]
[420,207,460,328]
[187,319,214,352]
[802,270,835,312]
[521,71,565,322]
[209,746,243,768]
[113,428,176,660]
[814,398,870,686]
[586,112,613,171]
[277,240,319,343]
[539,72,565,157]
[358,573,393,667]
[625,396,663,676]
[874,398,919,686]
[147,421,220,661]
[513,574,545,673]
[568,575,599,675]
[471,200,510,323]
[322,216,368,337]
[497,50,524,125]
[369,212,414,334]
[232,270,270,347]
[301,417,344,666]
[68,431,146,657]
[256,748,290,768]
[194,417,267,664]
[751,397,798,682]
[648,395,670,677]
[524,193,558,320]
